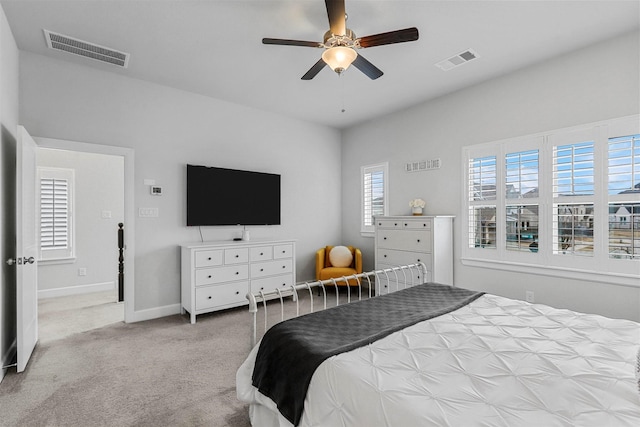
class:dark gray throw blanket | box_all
[251,282,485,426]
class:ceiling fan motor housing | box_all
[323,29,358,49]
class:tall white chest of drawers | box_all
[181,239,296,323]
[375,216,454,290]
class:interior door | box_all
[16,125,38,373]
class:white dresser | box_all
[375,216,454,292]
[181,239,296,323]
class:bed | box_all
[236,264,640,427]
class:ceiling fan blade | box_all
[351,54,383,80]
[262,38,322,48]
[301,58,327,80]
[325,0,346,36]
[358,27,419,48]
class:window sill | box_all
[360,230,375,238]
[38,257,76,266]
[461,257,640,288]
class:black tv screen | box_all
[187,164,281,226]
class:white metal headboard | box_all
[246,263,428,347]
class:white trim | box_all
[0,338,17,384]
[38,281,115,299]
[37,257,76,265]
[131,303,181,323]
[34,137,135,323]
[361,162,389,234]
[461,257,639,288]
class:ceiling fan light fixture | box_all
[322,46,357,74]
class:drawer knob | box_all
[383,237,387,240]
[260,268,264,272]
[417,239,421,242]
[394,223,398,226]
[281,283,285,287]
[235,291,239,295]
[404,223,407,226]
[208,275,212,278]
[208,296,212,299]
[282,265,285,269]
[260,252,264,256]
[208,257,211,260]
[235,254,239,258]
[260,287,264,290]
[384,255,387,258]
[235,272,239,275]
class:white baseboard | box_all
[0,338,17,384]
[130,303,181,323]
[38,281,115,299]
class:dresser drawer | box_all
[225,248,248,264]
[377,249,432,271]
[375,219,403,229]
[195,282,247,310]
[402,219,432,230]
[273,244,294,259]
[195,250,223,268]
[376,262,428,290]
[250,246,273,262]
[251,259,293,278]
[377,230,432,252]
[252,274,294,294]
[195,265,249,286]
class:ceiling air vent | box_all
[435,49,478,71]
[44,29,130,68]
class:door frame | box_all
[35,137,135,323]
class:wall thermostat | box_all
[150,186,163,196]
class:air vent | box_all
[44,29,130,68]
[435,49,478,71]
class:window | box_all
[608,133,640,259]
[506,149,539,252]
[462,116,639,286]
[38,167,75,262]
[468,155,497,248]
[361,162,388,234]
[552,141,595,256]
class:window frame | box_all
[361,162,389,236]
[461,116,639,287]
[37,167,76,264]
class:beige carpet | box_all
[0,288,361,426]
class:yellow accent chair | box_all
[315,245,363,286]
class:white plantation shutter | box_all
[40,178,69,248]
[38,168,74,261]
[361,163,388,233]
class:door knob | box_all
[23,257,35,264]
[6,258,16,266]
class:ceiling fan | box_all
[262,0,419,80]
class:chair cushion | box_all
[329,246,353,268]
[319,267,357,282]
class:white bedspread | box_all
[237,294,640,426]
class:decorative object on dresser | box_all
[409,198,426,216]
[181,239,296,323]
[375,216,454,290]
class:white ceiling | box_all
[2,0,639,130]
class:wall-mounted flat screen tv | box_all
[187,164,281,226]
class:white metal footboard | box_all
[246,262,428,347]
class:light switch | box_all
[139,207,159,218]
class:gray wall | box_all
[18,51,343,316]
[36,149,124,297]
[342,31,640,321]
[0,3,18,380]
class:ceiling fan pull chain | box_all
[340,73,346,113]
